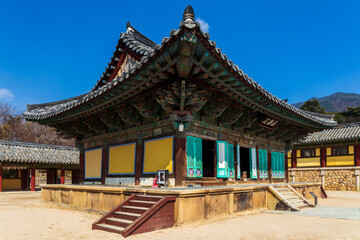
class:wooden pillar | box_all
[79,148,85,184]
[321,147,326,167]
[0,165,2,192]
[101,144,108,185]
[71,169,80,184]
[174,131,186,186]
[267,145,272,183]
[291,149,296,168]
[285,147,289,183]
[31,168,35,191]
[60,169,65,184]
[355,144,360,166]
[256,145,260,180]
[135,134,143,185]
[21,169,27,190]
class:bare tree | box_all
[0,102,74,146]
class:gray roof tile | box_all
[0,140,79,165]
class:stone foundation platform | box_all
[42,183,321,225]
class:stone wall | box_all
[35,170,72,185]
[325,169,355,191]
[289,167,360,191]
[293,170,321,183]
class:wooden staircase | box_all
[269,185,315,211]
[92,194,176,237]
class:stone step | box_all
[105,217,133,228]
[129,200,157,204]
[122,206,149,211]
[135,195,163,202]
[106,218,133,225]
[129,200,157,208]
[114,211,141,217]
[275,188,291,192]
[121,205,149,214]
[290,200,305,205]
[96,223,124,233]
[113,211,141,221]
[286,196,300,201]
[136,195,163,199]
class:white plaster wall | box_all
[105,177,135,186]
[139,177,153,186]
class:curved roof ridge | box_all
[0,140,77,150]
[301,110,334,120]
[27,93,87,110]
[126,21,157,48]
[295,124,360,145]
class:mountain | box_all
[292,92,360,112]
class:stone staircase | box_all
[269,185,315,211]
[93,194,176,237]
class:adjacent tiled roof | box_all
[295,124,360,145]
[23,6,337,129]
[93,22,157,90]
[0,140,79,165]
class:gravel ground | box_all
[0,190,359,240]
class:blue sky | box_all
[1,0,360,111]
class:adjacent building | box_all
[0,140,79,191]
[23,6,337,187]
[288,123,360,191]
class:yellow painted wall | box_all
[2,179,21,190]
[85,148,102,179]
[315,148,320,156]
[143,136,173,173]
[326,147,331,156]
[297,157,321,167]
[349,145,354,155]
[287,151,291,158]
[108,143,136,175]
[288,158,291,168]
[296,150,301,158]
[326,155,354,166]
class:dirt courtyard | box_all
[0,190,359,240]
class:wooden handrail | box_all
[122,195,176,237]
[92,194,138,229]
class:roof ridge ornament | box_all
[126,21,134,33]
[180,5,197,29]
[183,5,195,21]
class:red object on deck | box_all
[152,176,158,188]
[0,166,3,192]
[31,168,35,191]
[61,169,65,184]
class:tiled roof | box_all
[295,124,360,145]
[23,6,337,128]
[0,140,79,165]
[93,22,157,90]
